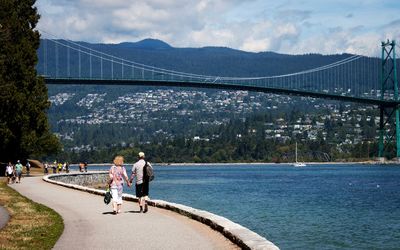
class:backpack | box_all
[144,161,154,182]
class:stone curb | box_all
[43,172,279,250]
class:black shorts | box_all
[135,182,149,198]
[7,173,13,178]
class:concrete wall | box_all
[44,172,279,250]
[47,171,109,186]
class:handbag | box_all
[104,188,112,205]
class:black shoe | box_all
[139,206,143,213]
[144,204,148,213]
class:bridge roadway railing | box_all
[44,172,280,250]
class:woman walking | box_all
[108,156,130,214]
[5,162,14,184]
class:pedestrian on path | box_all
[130,152,153,213]
[65,162,70,173]
[15,160,23,183]
[108,156,130,214]
[44,162,49,175]
[26,161,30,176]
[79,162,84,172]
[5,162,14,184]
[57,162,63,173]
[52,161,57,174]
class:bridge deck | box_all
[45,77,400,107]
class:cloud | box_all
[37,0,251,43]
[35,0,400,56]
[284,24,384,56]
[276,9,312,22]
[237,20,301,52]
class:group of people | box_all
[5,154,152,214]
[43,161,69,174]
[108,152,153,214]
[4,160,29,184]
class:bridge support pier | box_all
[378,40,399,160]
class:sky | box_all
[35,0,400,56]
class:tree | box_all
[0,0,60,162]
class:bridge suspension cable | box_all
[38,30,384,101]
[39,30,364,81]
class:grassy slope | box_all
[0,177,64,249]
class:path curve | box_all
[10,176,237,250]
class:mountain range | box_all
[37,38,371,79]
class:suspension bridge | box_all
[37,33,400,159]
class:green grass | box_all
[0,178,64,249]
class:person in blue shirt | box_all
[15,160,23,183]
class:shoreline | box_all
[72,160,400,167]
[70,161,400,171]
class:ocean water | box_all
[80,164,400,249]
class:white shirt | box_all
[131,159,152,185]
[6,165,13,175]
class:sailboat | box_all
[293,142,306,167]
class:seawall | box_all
[44,172,279,250]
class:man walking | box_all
[25,160,30,176]
[130,152,153,213]
[15,160,23,183]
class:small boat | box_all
[293,162,306,167]
[293,142,306,167]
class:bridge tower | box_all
[378,40,399,160]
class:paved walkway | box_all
[10,176,237,250]
[0,205,10,230]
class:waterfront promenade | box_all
[10,176,238,249]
